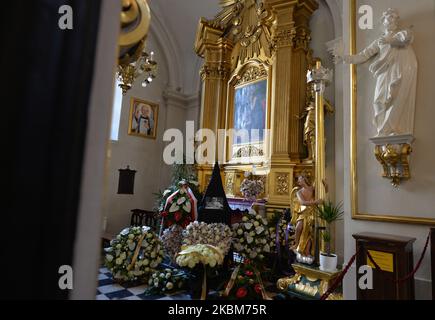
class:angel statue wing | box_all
[289,187,301,226]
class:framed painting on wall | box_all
[225,60,271,164]
[128,98,159,139]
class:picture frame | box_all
[349,0,435,225]
[225,60,271,164]
[128,98,159,139]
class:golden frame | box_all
[128,97,159,140]
[225,59,272,165]
[349,0,435,225]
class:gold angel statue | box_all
[290,173,322,264]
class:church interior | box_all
[3,0,435,302]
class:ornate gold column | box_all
[266,0,318,212]
[195,19,234,190]
[307,60,332,252]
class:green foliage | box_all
[316,201,344,224]
[316,201,343,256]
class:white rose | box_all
[115,258,122,265]
[247,236,253,244]
[143,259,149,266]
[166,282,174,290]
[128,234,134,239]
[237,229,243,235]
[151,252,156,258]
[165,273,171,279]
[106,254,113,262]
[254,221,260,227]
[128,242,136,251]
[169,202,179,213]
[242,216,248,222]
[264,244,270,253]
[255,226,265,235]
[244,223,253,230]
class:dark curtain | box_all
[0,0,102,299]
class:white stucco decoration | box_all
[335,8,418,137]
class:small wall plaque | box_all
[117,166,136,195]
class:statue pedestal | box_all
[369,134,415,187]
[277,263,342,300]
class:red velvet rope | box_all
[320,231,431,300]
[366,231,430,283]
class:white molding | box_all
[370,134,415,146]
[163,88,200,110]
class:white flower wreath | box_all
[232,209,271,261]
[104,226,164,282]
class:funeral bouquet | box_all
[232,209,271,262]
[240,173,264,201]
[161,224,184,262]
[145,268,189,295]
[160,181,197,229]
[104,226,164,282]
[223,261,269,300]
[182,221,233,255]
[176,244,224,269]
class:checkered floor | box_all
[96,267,191,300]
[97,267,279,300]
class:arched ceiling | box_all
[149,0,220,94]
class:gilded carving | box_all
[276,173,289,195]
[209,0,275,67]
[272,28,296,48]
[234,65,267,86]
[373,142,412,187]
[293,26,312,51]
[225,173,235,195]
[233,145,264,158]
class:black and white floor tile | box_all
[96,267,191,300]
[97,267,279,300]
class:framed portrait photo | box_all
[128,98,159,139]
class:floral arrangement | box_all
[240,173,264,201]
[268,211,294,251]
[160,185,196,229]
[223,261,268,300]
[161,224,184,262]
[232,209,271,262]
[176,244,224,269]
[154,162,202,213]
[182,221,233,255]
[145,268,189,295]
[104,226,164,282]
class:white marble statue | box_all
[335,8,418,137]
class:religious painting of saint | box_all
[233,79,267,144]
[128,98,159,139]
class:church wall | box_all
[104,33,173,236]
[342,0,435,300]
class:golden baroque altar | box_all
[194,0,319,214]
